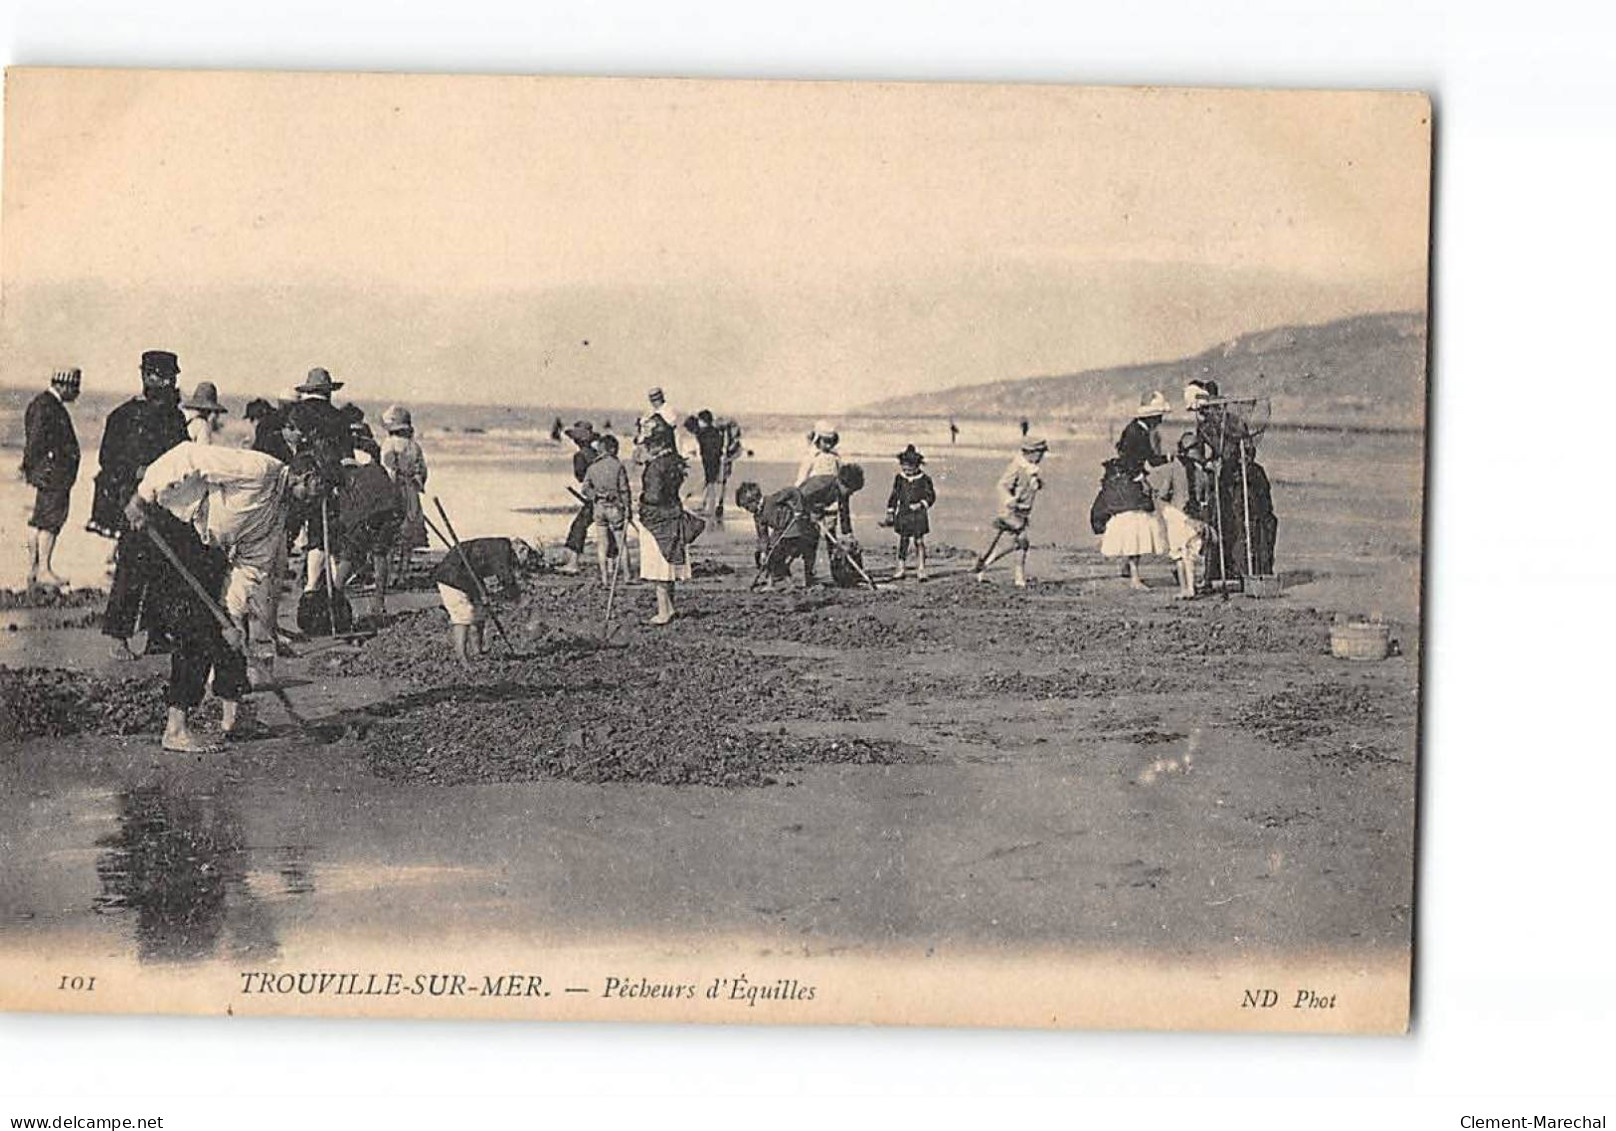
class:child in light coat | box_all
[974,437,1047,588]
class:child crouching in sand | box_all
[433,536,522,666]
[1150,432,1213,599]
[883,444,935,581]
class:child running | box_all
[975,436,1047,588]
[884,444,935,581]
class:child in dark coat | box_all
[884,445,936,581]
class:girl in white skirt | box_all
[1098,466,1167,591]
[637,418,692,625]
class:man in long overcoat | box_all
[94,350,188,658]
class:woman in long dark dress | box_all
[636,417,690,626]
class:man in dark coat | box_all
[555,421,599,575]
[740,465,864,589]
[1219,449,1278,580]
[285,367,353,596]
[21,367,82,588]
[687,410,727,518]
[95,350,188,658]
[245,397,293,464]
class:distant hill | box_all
[860,312,1427,430]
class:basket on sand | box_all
[1330,619,1391,661]
[1243,574,1282,599]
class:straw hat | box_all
[381,404,412,431]
[646,386,665,403]
[564,420,598,445]
[810,419,839,444]
[296,367,344,395]
[1134,391,1170,418]
[1020,436,1049,454]
[182,381,227,415]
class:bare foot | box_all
[1129,579,1149,592]
[645,611,676,626]
[161,731,222,754]
[109,639,141,662]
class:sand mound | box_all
[0,666,165,739]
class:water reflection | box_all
[93,781,302,964]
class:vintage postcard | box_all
[0,69,1429,1032]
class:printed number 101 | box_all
[59,975,96,991]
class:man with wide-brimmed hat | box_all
[95,350,189,658]
[284,367,354,597]
[182,381,228,445]
[20,367,83,589]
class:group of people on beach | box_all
[18,350,437,751]
[1089,382,1279,600]
[16,355,1278,752]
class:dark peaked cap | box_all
[141,350,180,377]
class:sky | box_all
[0,70,1430,412]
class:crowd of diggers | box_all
[16,354,1277,752]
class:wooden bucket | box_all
[1330,620,1391,662]
[1243,574,1283,599]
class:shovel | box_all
[144,524,317,736]
[430,497,515,654]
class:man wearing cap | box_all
[94,350,189,658]
[20,368,83,589]
[285,367,353,597]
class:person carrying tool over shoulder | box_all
[434,536,522,667]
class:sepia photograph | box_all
[0,68,1429,1032]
